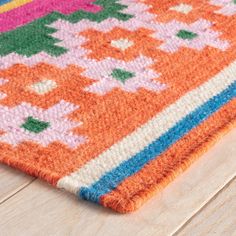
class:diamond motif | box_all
[83,56,166,95]
[153,19,229,53]
[0,0,154,69]
[0,100,85,148]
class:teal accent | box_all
[176,30,198,40]
[111,68,134,83]
[21,116,50,133]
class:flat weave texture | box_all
[0,0,235,213]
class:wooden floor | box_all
[0,129,235,236]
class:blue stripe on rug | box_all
[78,81,236,203]
[0,0,11,6]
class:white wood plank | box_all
[0,164,34,204]
[0,129,235,236]
[176,178,236,236]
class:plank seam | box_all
[172,176,236,236]
[0,178,37,205]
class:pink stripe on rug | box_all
[0,0,102,32]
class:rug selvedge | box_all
[0,0,235,213]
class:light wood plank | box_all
[0,164,35,204]
[0,129,235,236]
[176,178,236,236]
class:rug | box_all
[0,0,235,213]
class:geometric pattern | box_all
[83,56,166,94]
[210,0,236,16]
[0,0,101,30]
[152,19,229,53]
[0,0,235,213]
[0,100,85,148]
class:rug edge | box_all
[100,100,236,213]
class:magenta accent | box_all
[0,0,102,32]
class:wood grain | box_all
[176,178,236,236]
[0,129,235,236]
[0,164,35,204]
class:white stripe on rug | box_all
[57,60,236,194]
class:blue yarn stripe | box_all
[78,81,236,203]
[0,0,11,6]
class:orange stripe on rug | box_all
[100,99,236,213]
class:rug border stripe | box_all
[57,60,236,194]
[100,100,236,213]
[79,81,235,202]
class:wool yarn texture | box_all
[0,0,235,213]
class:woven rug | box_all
[0,0,235,213]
